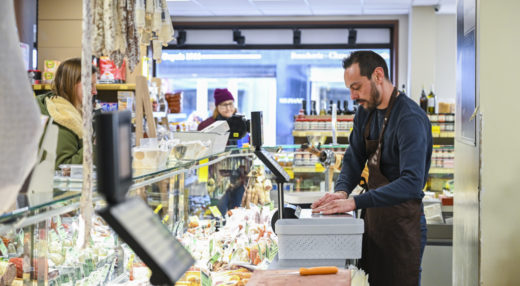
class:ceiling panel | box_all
[170,10,213,16]
[166,1,202,10]
[167,0,456,16]
[259,8,312,15]
[307,0,361,4]
[311,6,363,15]
[364,0,411,4]
[211,9,264,16]
[195,0,256,9]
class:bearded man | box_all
[312,50,432,286]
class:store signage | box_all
[279,98,303,104]
[162,52,262,62]
[290,51,352,60]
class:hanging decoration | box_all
[79,0,94,249]
[92,0,175,71]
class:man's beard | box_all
[356,80,382,110]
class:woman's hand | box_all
[311,198,357,215]
[311,191,348,209]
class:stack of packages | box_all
[165,92,182,113]
[42,60,60,84]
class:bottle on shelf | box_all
[327,100,333,115]
[337,100,343,115]
[427,85,436,114]
[310,100,317,115]
[302,100,308,115]
[420,85,428,113]
[319,100,327,115]
[343,100,351,115]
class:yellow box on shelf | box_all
[429,168,454,175]
[96,83,136,90]
[32,84,52,90]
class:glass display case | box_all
[0,145,345,285]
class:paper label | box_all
[284,167,294,179]
[315,163,325,172]
[201,271,212,286]
[209,206,222,218]
[432,126,441,135]
[198,158,209,183]
[0,239,8,256]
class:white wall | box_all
[409,7,457,105]
[479,0,520,284]
[435,14,457,106]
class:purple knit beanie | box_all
[214,88,234,106]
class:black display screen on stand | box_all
[95,111,194,285]
[250,112,290,224]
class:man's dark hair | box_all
[342,50,389,80]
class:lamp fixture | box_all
[293,29,301,45]
[348,29,357,45]
[233,29,245,46]
[176,30,186,45]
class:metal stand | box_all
[277,181,284,219]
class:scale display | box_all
[99,198,194,284]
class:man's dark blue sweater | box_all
[335,93,432,209]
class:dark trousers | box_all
[419,214,427,286]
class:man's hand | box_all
[311,191,348,209]
[311,198,357,215]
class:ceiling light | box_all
[293,29,301,45]
[233,30,245,46]
[348,29,357,45]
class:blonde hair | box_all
[212,105,237,119]
[51,58,97,111]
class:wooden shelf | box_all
[96,83,135,90]
[32,83,136,91]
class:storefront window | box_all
[157,49,391,144]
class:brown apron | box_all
[360,87,422,286]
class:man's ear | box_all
[372,67,385,83]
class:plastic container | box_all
[275,217,364,259]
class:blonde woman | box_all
[36,58,97,169]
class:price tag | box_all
[56,217,67,240]
[0,239,8,256]
[162,215,169,224]
[209,206,222,218]
[283,167,294,179]
[209,252,221,264]
[33,84,42,90]
[198,158,209,183]
[154,204,163,214]
[432,126,441,135]
[315,163,325,173]
[233,132,239,138]
[201,271,212,286]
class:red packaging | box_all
[98,57,126,83]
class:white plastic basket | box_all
[275,218,364,259]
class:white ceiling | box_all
[166,0,457,17]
